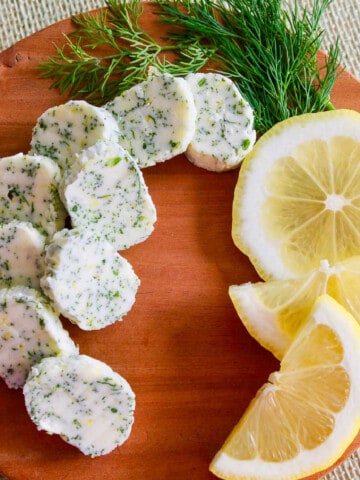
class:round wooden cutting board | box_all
[1,4,360,480]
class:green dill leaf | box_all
[38,0,211,104]
[38,0,343,133]
[157,0,343,133]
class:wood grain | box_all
[1,4,360,480]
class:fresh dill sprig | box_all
[39,0,342,133]
[156,0,343,133]
[38,0,211,104]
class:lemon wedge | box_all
[210,295,360,480]
[229,256,360,359]
[232,109,360,281]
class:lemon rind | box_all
[210,295,360,480]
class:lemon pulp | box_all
[232,110,360,280]
[210,295,360,480]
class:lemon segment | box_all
[229,256,360,359]
[232,109,360,280]
[210,295,360,480]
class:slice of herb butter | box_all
[30,100,120,173]
[0,286,78,389]
[40,228,140,331]
[185,73,256,171]
[23,354,135,457]
[104,70,196,167]
[63,141,157,250]
[0,153,66,236]
[0,221,45,289]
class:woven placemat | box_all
[0,0,360,79]
[0,1,360,480]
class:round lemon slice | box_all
[232,109,360,280]
[210,295,360,480]
[229,256,360,359]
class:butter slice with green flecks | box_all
[0,286,78,389]
[185,73,256,171]
[63,141,157,250]
[40,228,140,330]
[0,221,45,289]
[30,100,120,173]
[24,354,135,457]
[104,71,196,168]
[0,153,66,236]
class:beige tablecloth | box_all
[1,0,360,79]
[0,1,360,479]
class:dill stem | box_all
[38,0,343,132]
[325,101,336,111]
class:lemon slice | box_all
[210,295,360,480]
[229,256,360,359]
[232,109,360,281]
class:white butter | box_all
[24,354,135,457]
[0,153,66,236]
[30,100,120,173]
[63,141,157,250]
[185,73,256,171]
[0,221,45,289]
[104,71,196,167]
[0,286,78,389]
[41,228,140,330]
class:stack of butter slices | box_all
[0,69,256,457]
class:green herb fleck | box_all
[107,156,122,167]
[241,138,251,150]
[197,77,207,87]
[169,140,179,149]
[73,418,82,429]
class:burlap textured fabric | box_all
[0,0,104,52]
[0,0,359,78]
[0,1,360,479]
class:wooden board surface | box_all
[1,4,360,480]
